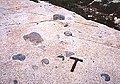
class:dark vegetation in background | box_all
[30,0,39,3]
[31,0,120,31]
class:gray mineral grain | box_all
[12,54,26,61]
[41,58,49,65]
[53,14,65,20]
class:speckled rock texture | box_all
[0,0,120,84]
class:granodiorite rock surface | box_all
[0,0,120,84]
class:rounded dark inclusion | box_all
[64,31,72,36]
[41,58,49,64]
[13,80,18,84]
[53,14,65,20]
[101,73,110,81]
[12,54,26,61]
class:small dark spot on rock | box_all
[12,54,26,61]
[55,66,58,68]
[101,73,110,81]
[57,55,64,61]
[32,65,38,70]
[13,80,18,84]
[53,14,65,20]
[41,58,49,65]
[49,4,52,6]
[23,32,44,45]
[64,24,68,27]
[65,51,75,57]
[98,36,102,38]
[3,73,6,75]
[78,31,82,33]
[38,45,46,51]
[56,34,60,39]
[59,41,68,45]
[64,31,72,36]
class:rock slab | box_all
[0,0,120,84]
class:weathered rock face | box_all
[0,0,120,84]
